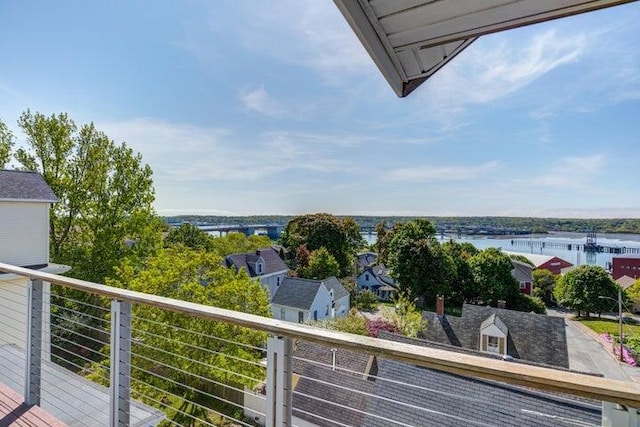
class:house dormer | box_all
[255,255,265,275]
[479,314,508,356]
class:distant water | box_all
[361,231,640,269]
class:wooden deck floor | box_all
[0,384,66,427]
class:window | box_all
[277,277,280,286]
[325,305,329,316]
[280,308,285,319]
[313,310,318,321]
[365,274,369,281]
[519,282,527,289]
[257,263,263,274]
[487,336,500,354]
[298,311,304,323]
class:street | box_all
[548,308,639,382]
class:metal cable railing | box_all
[1,261,640,427]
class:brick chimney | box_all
[255,249,261,256]
[497,300,506,309]
[436,295,445,316]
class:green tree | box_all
[441,240,478,305]
[165,223,213,251]
[385,291,426,337]
[626,279,640,305]
[208,233,272,257]
[386,219,453,305]
[280,213,361,277]
[532,269,557,306]
[14,110,162,282]
[509,254,535,267]
[355,290,379,311]
[468,248,520,306]
[554,265,619,317]
[0,118,13,168]
[376,221,404,265]
[319,310,368,336]
[300,247,340,279]
[103,248,271,422]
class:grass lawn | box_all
[579,318,640,338]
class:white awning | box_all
[334,0,637,97]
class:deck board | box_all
[0,383,66,427]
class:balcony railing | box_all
[1,261,639,426]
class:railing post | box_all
[602,401,640,426]
[265,336,293,427]
[25,278,43,406]
[110,299,131,427]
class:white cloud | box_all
[239,86,289,118]
[183,1,372,83]
[419,28,588,125]
[385,161,500,182]
[529,154,606,189]
[99,118,355,183]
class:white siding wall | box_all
[273,305,307,323]
[334,295,350,318]
[260,271,287,301]
[308,286,333,322]
[356,272,373,292]
[0,277,51,355]
[0,202,50,266]
[0,277,28,348]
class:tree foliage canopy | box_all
[13,110,162,282]
[554,265,619,317]
[532,269,557,306]
[104,248,271,421]
[299,247,340,280]
[468,248,520,305]
[386,219,453,305]
[280,213,363,277]
[0,118,13,168]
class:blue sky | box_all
[1,1,639,218]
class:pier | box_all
[510,239,640,255]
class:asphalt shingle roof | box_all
[271,276,348,310]
[423,304,570,368]
[224,246,288,277]
[291,335,600,427]
[511,258,533,283]
[271,277,322,310]
[0,170,57,202]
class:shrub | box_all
[366,318,399,338]
[512,294,546,314]
[320,312,368,336]
[356,290,378,311]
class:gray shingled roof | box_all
[422,304,570,368]
[322,276,349,301]
[360,264,396,288]
[356,252,377,270]
[0,170,57,202]
[511,258,533,283]
[271,276,348,310]
[224,246,288,277]
[271,277,322,310]
[291,335,600,427]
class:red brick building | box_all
[612,257,640,280]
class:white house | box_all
[224,246,289,300]
[356,264,397,301]
[271,276,349,323]
[0,170,69,349]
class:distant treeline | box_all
[163,215,640,235]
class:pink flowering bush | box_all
[366,318,399,338]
